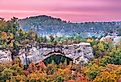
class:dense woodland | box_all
[0,17,121,82]
[19,15,121,37]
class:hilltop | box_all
[18,15,121,37]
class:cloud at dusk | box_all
[0,0,121,22]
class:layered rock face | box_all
[0,49,12,63]
[18,42,94,65]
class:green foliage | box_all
[83,63,101,80]
[100,48,121,65]
[92,41,111,58]
[1,17,121,82]
[1,68,14,81]
[87,71,98,80]
[117,27,121,36]
[44,55,72,65]
[54,75,64,82]
[100,56,111,66]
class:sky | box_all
[0,0,121,22]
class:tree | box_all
[49,35,55,43]
[100,49,121,65]
[117,27,121,36]
[6,17,19,34]
[83,63,101,80]
[93,71,117,82]
[1,32,7,40]
[1,68,14,81]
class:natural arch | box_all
[43,53,73,65]
[44,51,65,56]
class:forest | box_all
[0,17,121,82]
[18,15,121,37]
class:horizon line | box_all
[1,14,121,23]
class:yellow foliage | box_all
[97,42,105,51]
[28,72,46,81]
[9,33,14,39]
[87,38,94,43]
[8,40,14,48]
[83,63,99,74]
[6,80,9,82]
[93,71,117,82]
[93,64,121,82]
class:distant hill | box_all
[18,15,121,37]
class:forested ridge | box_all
[19,15,121,37]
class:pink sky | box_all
[0,0,121,22]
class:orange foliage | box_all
[118,78,121,82]
[93,64,121,82]
[28,63,37,73]
[1,32,7,40]
[76,74,88,82]
[39,61,46,69]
